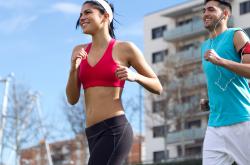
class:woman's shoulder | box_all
[114,40,137,52]
[72,44,89,52]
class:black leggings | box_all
[85,115,133,165]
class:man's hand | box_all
[204,49,224,65]
[200,99,210,111]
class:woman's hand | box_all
[71,47,87,71]
[115,65,137,82]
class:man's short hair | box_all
[204,0,232,12]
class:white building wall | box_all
[144,12,175,73]
[143,0,250,163]
[232,0,250,29]
[144,1,205,162]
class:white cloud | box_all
[0,0,32,9]
[51,2,81,15]
[0,15,38,34]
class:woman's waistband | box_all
[85,115,128,137]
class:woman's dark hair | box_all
[76,0,116,39]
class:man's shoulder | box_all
[228,27,243,32]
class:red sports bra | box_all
[78,39,125,89]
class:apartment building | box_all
[126,135,145,165]
[143,0,250,163]
[20,135,88,165]
[20,134,144,165]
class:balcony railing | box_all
[184,73,206,89]
[164,20,206,42]
[167,73,206,91]
[165,155,202,163]
[172,99,200,114]
[164,18,234,42]
[166,47,201,67]
[166,128,206,144]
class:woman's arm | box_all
[115,41,163,95]
[66,45,87,105]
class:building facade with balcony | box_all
[143,0,250,163]
[20,134,144,165]
[20,135,88,165]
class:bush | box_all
[138,159,201,165]
[138,159,238,165]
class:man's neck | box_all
[209,25,228,38]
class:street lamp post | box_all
[31,93,53,165]
[139,86,143,163]
[0,73,14,160]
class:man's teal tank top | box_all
[201,28,250,127]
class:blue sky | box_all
[0,0,187,142]
[0,0,190,164]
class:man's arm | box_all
[205,30,250,78]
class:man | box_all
[201,0,250,164]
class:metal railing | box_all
[184,73,206,89]
[164,20,206,42]
[167,73,206,91]
[164,17,234,42]
[166,47,201,67]
[166,128,206,144]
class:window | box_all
[152,100,165,113]
[185,119,201,129]
[52,154,65,165]
[52,153,71,165]
[240,1,250,15]
[244,27,250,37]
[177,18,192,27]
[177,145,182,157]
[153,150,168,163]
[185,145,202,156]
[152,49,168,63]
[152,25,167,39]
[153,125,166,137]
[51,145,71,165]
[179,43,194,51]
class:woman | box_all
[66,0,162,164]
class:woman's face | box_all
[79,3,105,35]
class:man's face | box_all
[202,1,224,31]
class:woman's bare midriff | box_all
[84,86,125,127]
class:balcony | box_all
[184,73,206,89]
[173,99,200,114]
[166,47,201,67]
[164,17,234,42]
[166,128,206,144]
[164,20,206,42]
[167,73,206,91]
